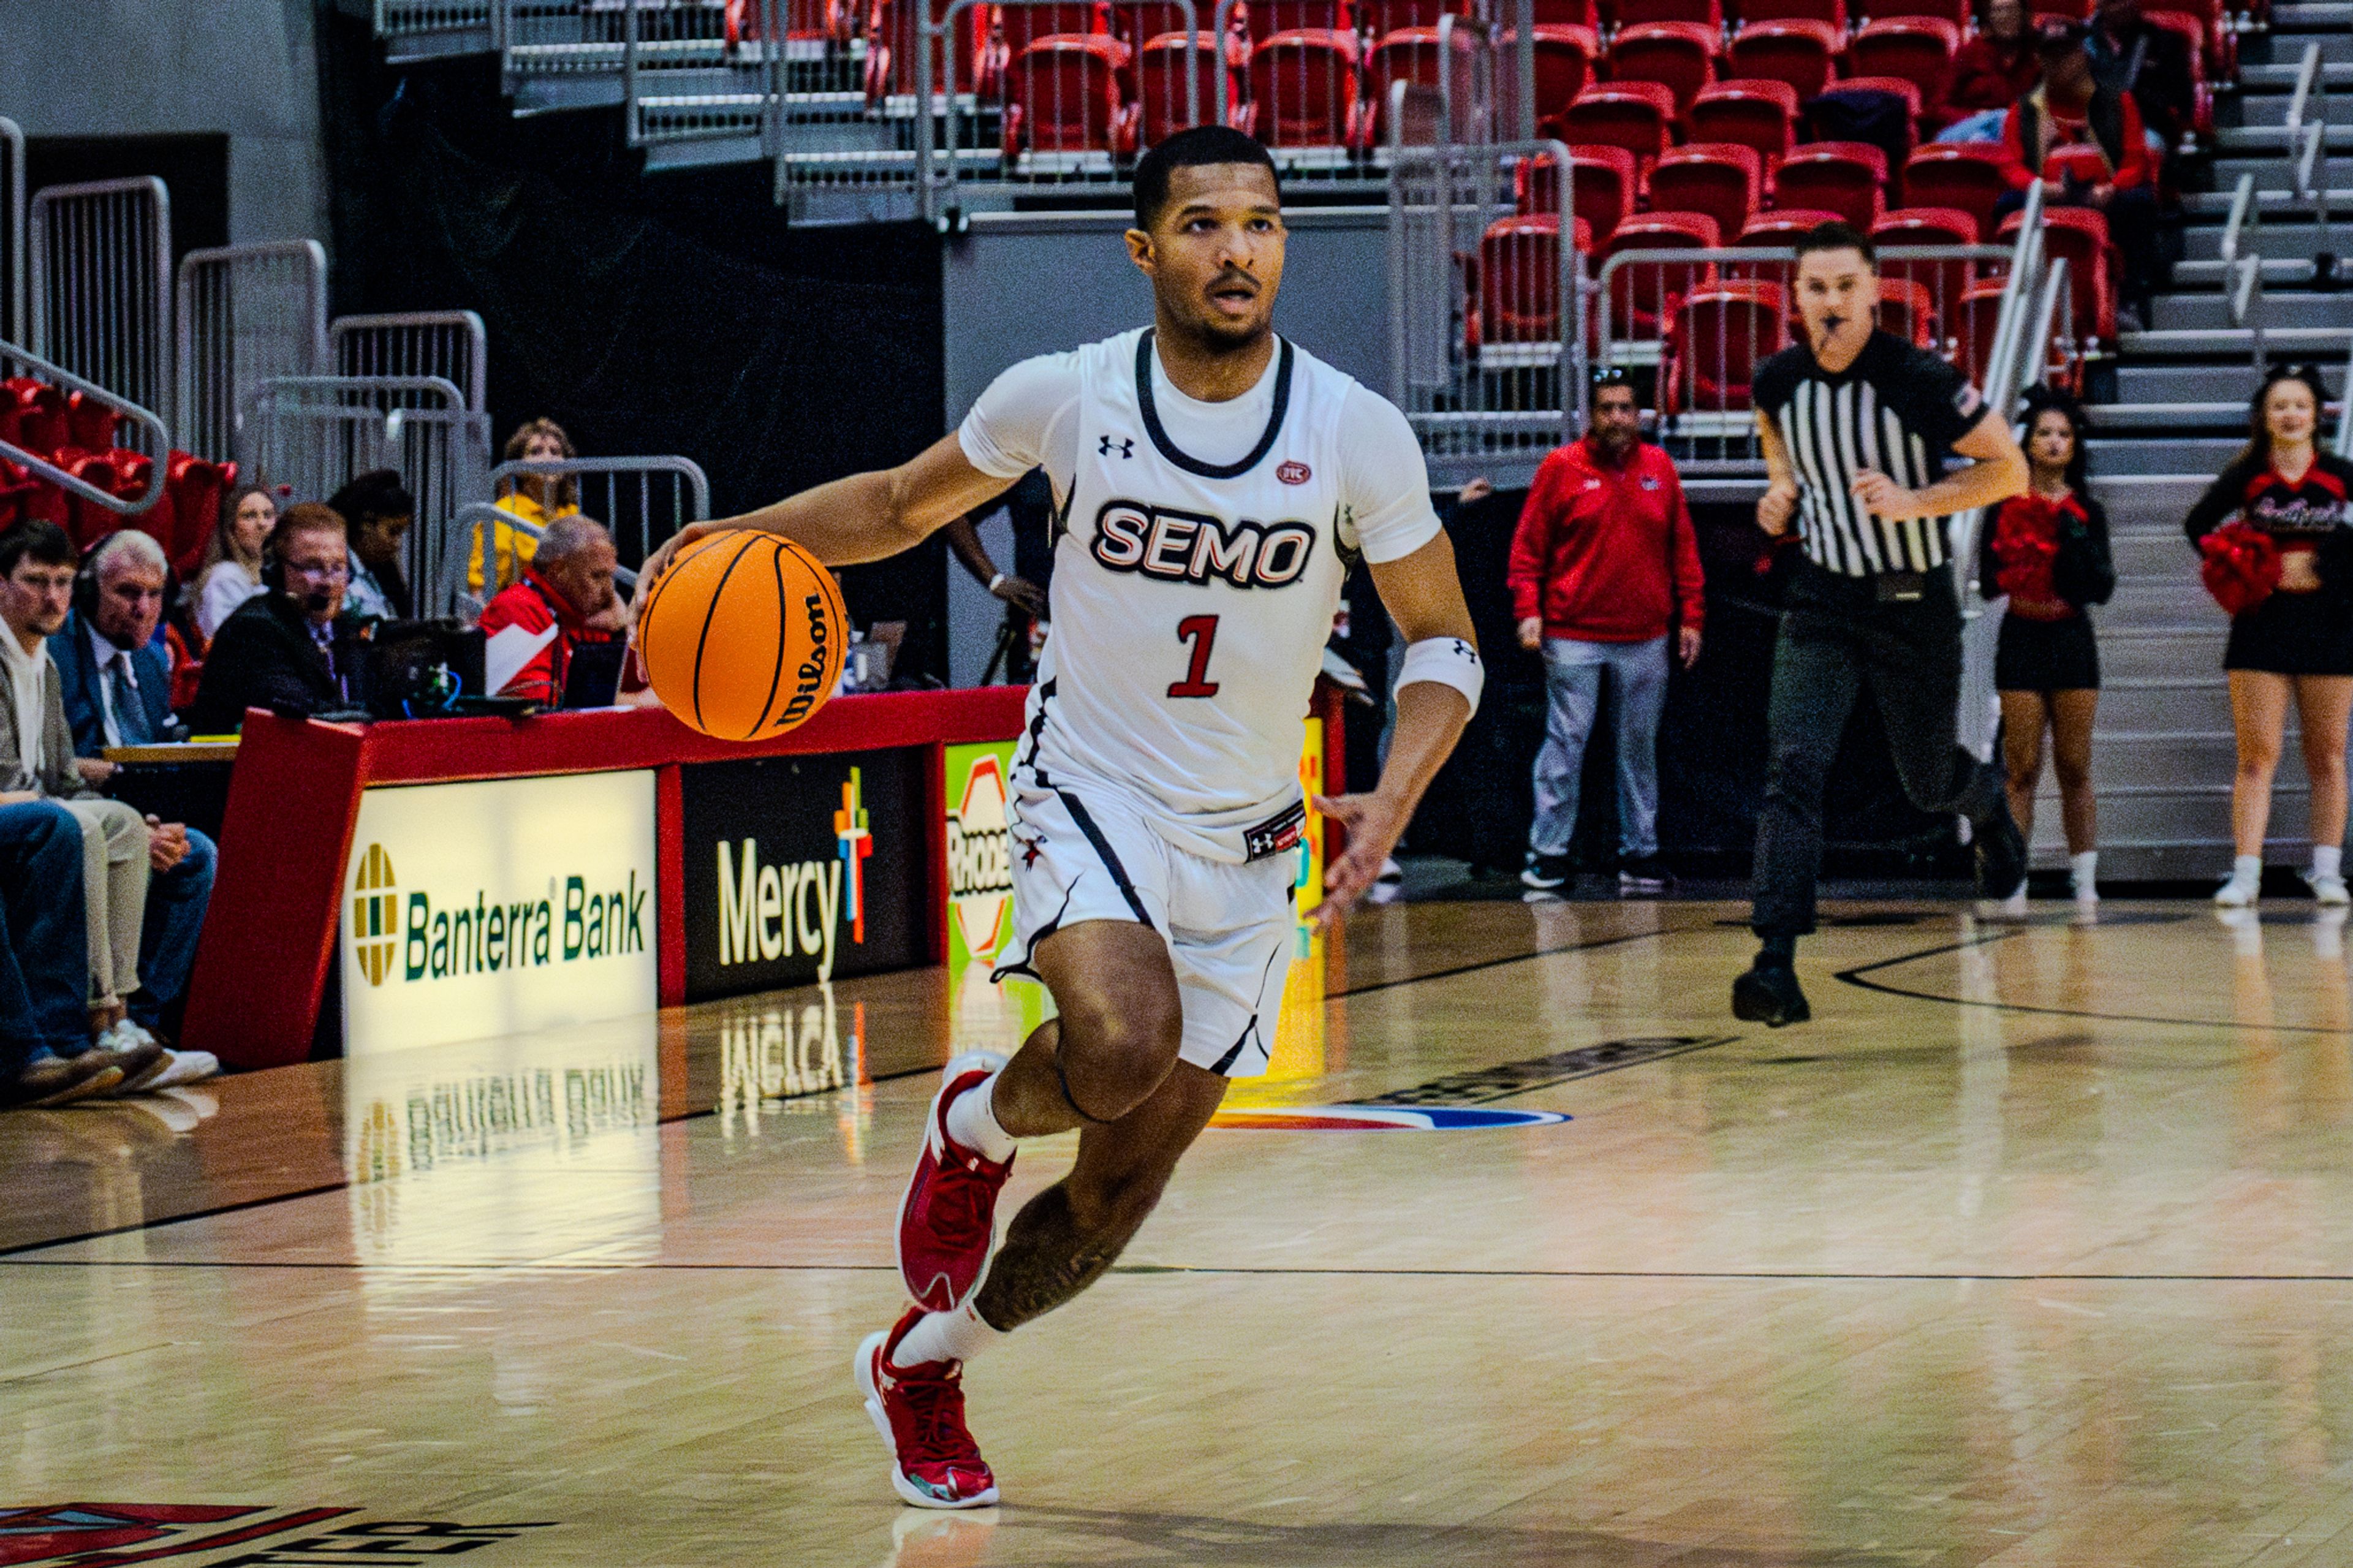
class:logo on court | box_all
[1276,460,1311,485]
[349,843,400,987]
[0,1506,550,1564]
[946,756,1014,962]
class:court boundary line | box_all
[14,1257,2353,1284]
[1328,921,1695,999]
[1834,927,2353,1036]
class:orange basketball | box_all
[638,529,848,741]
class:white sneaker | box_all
[2310,873,2351,906]
[1993,884,2029,920]
[2215,873,2260,907]
[2072,877,2099,907]
[97,1018,159,1051]
[145,1048,220,1089]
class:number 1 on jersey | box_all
[1168,615,1221,699]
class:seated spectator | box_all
[0,523,216,1083]
[190,483,276,644]
[0,798,127,1107]
[184,503,353,733]
[330,470,415,621]
[473,418,583,598]
[2086,0,2196,156]
[1943,0,2038,138]
[1998,21,2165,324]
[54,531,186,754]
[477,516,624,707]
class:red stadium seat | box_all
[1771,141,1887,227]
[1903,142,2010,238]
[1237,0,1351,40]
[164,452,235,575]
[1002,36,1136,156]
[1367,26,1447,142]
[1727,20,1843,102]
[866,0,990,96]
[1875,276,1936,346]
[0,379,69,458]
[1252,29,1373,147]
[1873,205,1980,327]
[1953,275,2007,380]
[1862,0,1965,21]
[1355,0,1473,30]
[0,461,41,531]
[1613,0,1723,26]
[1554,80,1677,168]
[1493,25,1599,131]
[2144,9,2216,134]
[1108,1,1198,42]
[1738,0,1844,26]
[989,0,1112,69]
[2004,205,2116,344]
[1726,205,1840,277]
[1530,0,1598,22]
[1136,31,1248,144]
[1607,21,1719,115]
[2028,0,2090,17]
[1665,279,1789,412]
[1648,143,1764,241]
[728,0,851,44]
[1847,19,1958,110]
[1689,78,1802,164]
[55,448,154,551]
[1601,211,1721,339]
[1479,215,1583,342]
[1520,144,1638,243]
[63,391,126,453]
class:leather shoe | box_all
[8,1053,126,1108]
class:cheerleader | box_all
[1980,388,2115,909]
[2185,366,2353,907]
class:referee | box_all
[1735,221,2032,1026]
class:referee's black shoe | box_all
[1973,800,2028,902]
[1732,959,1810,1027]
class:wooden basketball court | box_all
[9,895,2353,1565]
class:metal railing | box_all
[376,0,498,42]
[0,119,23,348]
[2286,41,2334,265]
[0,339,172,518]
[330,311,489,413]
[28,177,173,418]
[628,0,798,152]
[1389,138,1580,483]
[507,0,732,84]
[489,453,710,567]
[2221,172,2267,377]
[440,501,650,622]
[175,240,330,465]
[236,376,493,614]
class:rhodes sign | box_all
[680,748,925,1001]
[339,771,658,1055]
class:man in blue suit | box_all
[49,529,215,1043]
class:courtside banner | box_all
[680,748,926,1001]
[944,741,1018,971]
[341,771,658,1055]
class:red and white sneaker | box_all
[896,1050,1014,1313]
[856,1306,1001,1510]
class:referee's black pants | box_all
[1752,559,2007,939]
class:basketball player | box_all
[641,126,1480,1508]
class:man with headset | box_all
[184,502,354,734]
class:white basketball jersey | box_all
[1017,327,1359,865]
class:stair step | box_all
[2088,434,2263,472]
[2181,186,2353,214]
[2150,289,2353,327]
[2245,31,2353,66]
[2270,1,2353,23]
[2086,400,2260,429]
[2183,225,2347,262]
[2235,61,2353,85]
[2116,360,2348,398]
[2120,325,2353,353]
[2216,123,2353,152]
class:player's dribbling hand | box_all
[1848,469,1922,520]
[1306,790,1406,932]
[1757,479,1798,537]
[638,520,727,599]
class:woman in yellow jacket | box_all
[472,417,582,596]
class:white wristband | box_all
[1396,636,1483,714]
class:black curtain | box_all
[311,10,951,682]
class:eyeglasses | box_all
[283,559,351,582]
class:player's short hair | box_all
[536,514,612,564]
[1794,219,1876,267]
[269,502,348,556]
[1131,127,1281,232]
[0,520,73,579]
[89,527,169,581]
[1592,372,1638,404]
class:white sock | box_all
[2317,846,2343,881]
[2232,854,2264,887]
[2071,850,2098,893]
[890,1300,1006,1371]
[944,1070,1017,1162]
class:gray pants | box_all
[1529,634,1670,860]
[63,798,147,1008]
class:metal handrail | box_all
[1980,179,2044,404]
[2285,42,2333,258]
[2338,330,2353,459]
[0,337,172,517]
[490,455,712,520]
[439,501,643,623]
[0,119,22,347]
[2223,174,2267,375]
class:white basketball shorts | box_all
[990,779,1298,1079]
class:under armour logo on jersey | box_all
[1447,639,1474,661]
[1099,434,1134,458]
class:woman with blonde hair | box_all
[189,482,278,643]
[471,417,583,596]
[2186,366,2353,907]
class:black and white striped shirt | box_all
[1752,331,1990,578]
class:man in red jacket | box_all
[1506,377,1703,893]
[477,515,624,706]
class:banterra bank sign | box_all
[349,840,648,986]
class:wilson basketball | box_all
[638,529,847,741]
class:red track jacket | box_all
[1507,437,1704,644]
